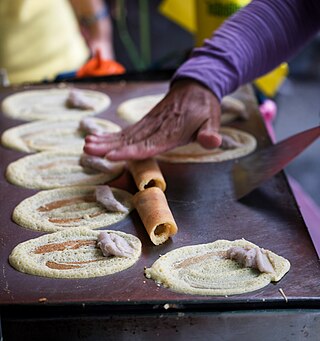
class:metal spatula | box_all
[233,126,320,200]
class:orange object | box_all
[76,50,126,78]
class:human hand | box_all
[84,79,223,160]
[81,20,114,60]
[89,40,114,60]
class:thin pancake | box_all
[117,94,165,124]
[9,228,141,279]
[1,88,111,121]
[117,94,247,125]
[157,127,256,163]
[1,118,120,153]
[6,151,124,189]
[13,186,133,232]
[145,239,290,296]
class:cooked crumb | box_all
[38,297,47,303]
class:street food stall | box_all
[0,76,320,340]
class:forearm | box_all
[173,0,320,100]
[69,0,114,59]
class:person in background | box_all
[0,0,113,84]
[70,0,114,60]
[84,0,320,160]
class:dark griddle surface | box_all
[0,81,319,311]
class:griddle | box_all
[1,79,320,338]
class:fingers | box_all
[85,135,107,143]
[84,99,171,158]
[84,142,111,156]
[84,124,161,158]
[84,109,221,159]
[105,134,178,161]
[83,80,223,160]
[85,107,162,145]
[106,144,156,161]
[85,131,122,144]
[84,136,163,160]
[196,118,222,149]
[106,111,185,161]
[84,132,125,156]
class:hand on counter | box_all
[84,79,222,160]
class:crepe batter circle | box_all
[117,94,247,125]
[145,239,290,296]
[6,151,124,189]
[157,127,257,163]
[13,186,133,232]
[1,88,111,121]
[117,94,165,124]
[9,228,142,279]
[1,118,121,153]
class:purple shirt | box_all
[173,0,320,100]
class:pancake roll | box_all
[127,158,166,191]
[133,187,177,245]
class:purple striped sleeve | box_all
[172,0,320,100]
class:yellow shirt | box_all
[0,0,90,84]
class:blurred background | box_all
[274,34,320,206]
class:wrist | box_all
[171,78,220,102]
[79,7,109,27]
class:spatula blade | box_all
[233,126,320,200]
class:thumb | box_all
[196,118,222,149]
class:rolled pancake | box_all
[145,239,290,296]
[1,88,111,121]
[117,94,247,125]
[6,151,124,189]
[157,127,256,163]
[133,187,178,245]
[9,227,141,279]
[127,158,166,191]
[1,118,120,153]
[13,186,133,232]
